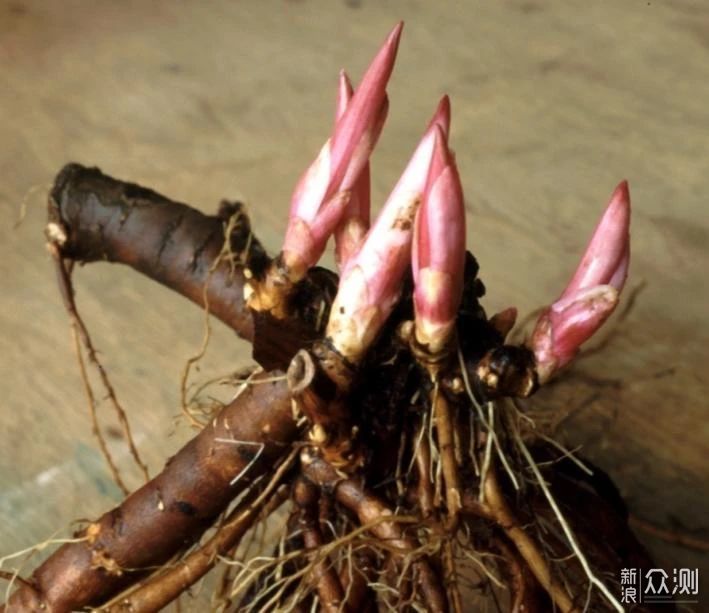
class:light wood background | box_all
[1,0,707,608]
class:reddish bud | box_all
[281,23,402,279]
[528,182,631,383]
[412,126,466,353]
[562,181,630,297]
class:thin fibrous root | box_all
[302,456,449,613]
[511,428,624,613]
[179,208,257,429]
[50,244,149,492]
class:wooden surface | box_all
[1,0,707,608]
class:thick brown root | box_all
[47,163,267,342]
[2,374,297,612]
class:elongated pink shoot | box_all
[334,71,371,270]
[327,22,402,198]
[412,126,466,353]
[327,98,451,364]
[282,23,402,279]
[562,181,630,297]
[529,182,631,383]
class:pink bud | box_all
[282,23,402,279]
[333,71,371,270]
[327,99,451,364]
[529,182,631,383]
[562,181,630,297]
[412,126,466,353]
[328,22,402,196]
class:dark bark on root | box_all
[103,480,292,612]
[2,374,296,613]
[48,163,267,342]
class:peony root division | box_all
[3,22,666,613]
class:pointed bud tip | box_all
[366,21,404,82]
[370,22,403,74]
[328,22,401,199]
[616,179,630,200]
[338,70,353,92]
[437,95,451,130]
[610,179,631,216]
[426,95,451,139]
[388,21,404,48]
